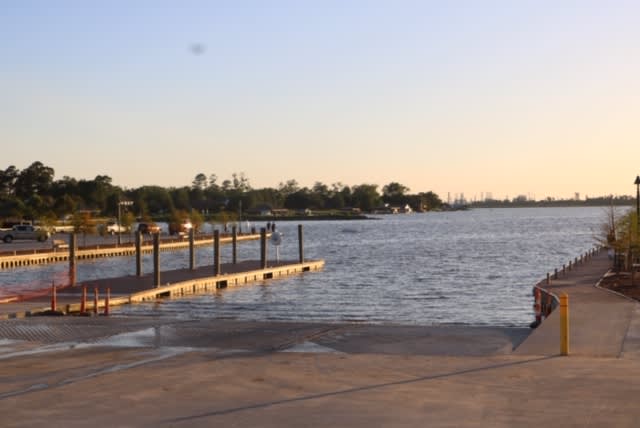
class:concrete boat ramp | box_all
[2,251,640,426]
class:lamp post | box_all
[635,176,640,234]
[634,176,640,284]
[117,199,133,246]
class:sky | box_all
[2,0,640,201]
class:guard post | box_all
[560,293,569,356]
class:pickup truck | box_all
[0,225,51,243]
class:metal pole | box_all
[117,200,122,246]
[636,178,640,234]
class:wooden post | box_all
[554,268,558,280]
[546,273,550,285]
[135,231,142,277]
[232,226,237,264]
[50,282,56,312]
[298,224,304,263]
[93,287,99,315]
[69,232,77,286]
[80,285,87,313]
[260,228,267,269]
[560,293,569,356]
[104,288,110,316]
[189,227,195,270]
[153,232,160,287]
[213,230,220,275]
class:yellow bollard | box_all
[560,293,569,356]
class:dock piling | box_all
[80,285,87,313]
[189,228,195,270]
[50,282,56,312]
[260,228,267,269]
[214,230,220,275]
[153,232,160,287]
[298,224,304,263]
[232,226,237,265]
[135,231,142,277]
[104,288,110,316]
[69,232,77,286]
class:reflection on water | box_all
[0,207,611,326]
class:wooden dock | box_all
[0,232,262,269]
[0,259,325,318]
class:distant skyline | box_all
[2,1,639,200]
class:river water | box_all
[0,207,614,326]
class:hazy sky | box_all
[2,1,639,200]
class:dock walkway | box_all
[0,259,324,319]
[515,251,640,357]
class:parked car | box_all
[137,222,161,234]
[169,220,193,236]
[101,221,129,235]
[0,224,50,243]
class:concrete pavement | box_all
[1,250,640,426]
[515,251,638,357]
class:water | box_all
[0,207,613,326]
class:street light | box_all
[635,175,640,234]
[118,199,133,246]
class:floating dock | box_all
[0,259,324,318]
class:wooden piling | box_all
[69,232,77,286]
[214,230,220,275]
[80,285,87,313]
[232,226,237,265]
[50,282,56,312]
[104,288,110,316]
[189,228,195,270]
[298,224,304,263]
[260,228,267,269]
[135,231,142,277]
[153,232,160,287]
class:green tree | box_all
[351,184,380,211]
[278,179,300,198]
[382,182,410,207]
[170,187,191,211]
[192,173,208,190]
[0,165,19,196]
[14,161,54,200]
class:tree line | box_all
[0,161,443,224]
